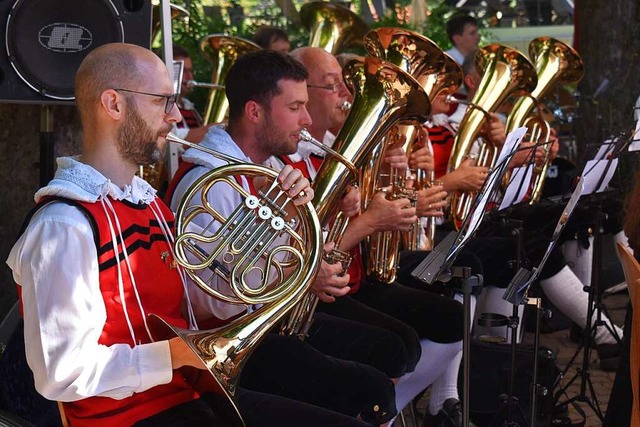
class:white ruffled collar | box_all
[34,156,156,204]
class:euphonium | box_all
[300,1,369,54]
[151,2,189,42]
[448,44,537,230]
[505,37,584,204]
[361,27,442,281]
[283,57,430,336]
[200,35,261,125]
[148,133,323,427]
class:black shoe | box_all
[597,342,621,372]
[422,398,478,427]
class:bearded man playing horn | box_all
[6,42,370,427]
[166,49,407,426]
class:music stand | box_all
[412,127,529,427]
[553,134,628,422]
[484,172,584,427]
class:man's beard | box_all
[258,114,298,157]
[116,103,169,166]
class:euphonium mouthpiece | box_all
[340,100,352,111]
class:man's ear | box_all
[452,34,462,47]
[100,89,124,120]
[463,74,476,91]
[245,100,262,123]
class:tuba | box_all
[448,44,538,230]
[300,1,369,55]
[151,2,189,43]
[148,134,323,426]
[283,56,431,336]
[504,37,584,204]
[200,35,262,125]
[360,27,442,282]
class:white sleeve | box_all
[6,203,173,402]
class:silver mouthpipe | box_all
[340,100,352,111]
[166,132,244,165]
[187,80,225,89]
[445,95,490,120]
[298,129,359,182]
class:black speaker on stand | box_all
[0,0,152,185]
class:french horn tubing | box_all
[148,133,323,427]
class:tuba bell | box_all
[300,1,370,55]
[447,44,538,230]
[148,134,323,426]
[504,37,584,204]
[200,35,262,125]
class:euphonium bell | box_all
[149,133,323,427]
[300,1,369,55]
[505,37,584,204]
[448,44,537,230]
[200,35,262,125]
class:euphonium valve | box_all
[149,133,323,427]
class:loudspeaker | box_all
[0,0,152,104]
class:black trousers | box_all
[240,322,398,425]
[134,388,370,427]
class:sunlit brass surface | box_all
[448,44,537,229]
[300,1,369,54]
[505,37,584,204]
[149,133,322,427]
[200,35,261,125]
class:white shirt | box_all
[6,157,173,402]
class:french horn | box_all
[148,134,323,426]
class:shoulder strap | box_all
[17,196,100,250]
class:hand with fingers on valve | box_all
[408,144,435,172]
[417,182,448,217]
[311,242,352,303]
[442,157,488,192]
[277,164,314,205]
[339,184,361,218]
[384,142,410,171]
[482,112,507,147]
[361,190,418,233]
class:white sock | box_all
[539,265,623,344]
[394,339,461,412]
[562,237,593,287]
[474,286,524,344]
[427,293,476,415]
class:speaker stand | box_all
[39,105,55,187]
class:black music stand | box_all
[553,134,629,422]
[412,127,529,427]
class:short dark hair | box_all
[446,14,478,43]
[462,49,478,91]
[252,26,289,50]
[226,50,308,122]
[173,44,190,59]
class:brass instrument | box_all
[300,1,369,54]
[505,37,584,204]
[148,133,323,427]
[151,2,189,43]
[282,54,429,334]
[361,27,442,281]
[200,35,262,125]
[448,44,537,230]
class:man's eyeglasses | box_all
[114,88,178,114]
[307,82,344,94]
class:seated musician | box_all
[264,46,468,427]
[165,49,406,426]
[407,49,623,371]
[6,43,371,427]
